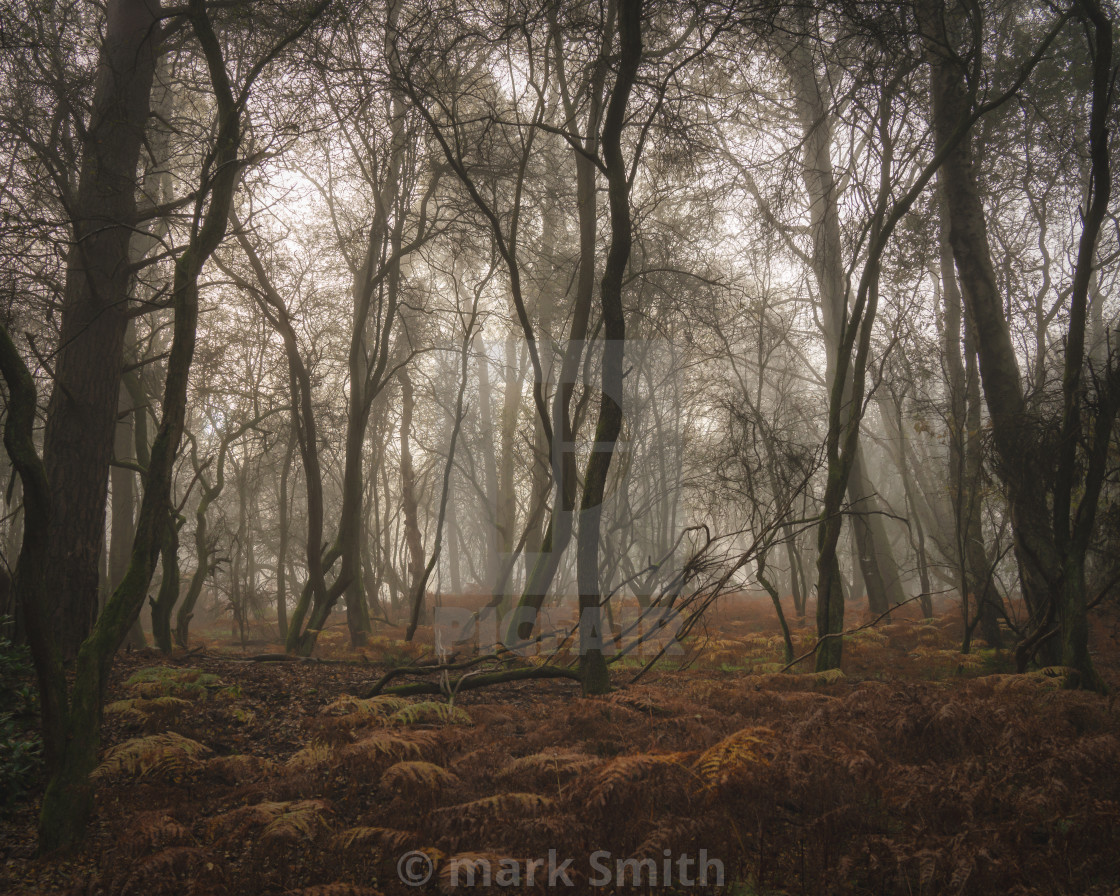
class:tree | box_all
[774,14,906,621]
[923,0,1117,688]
[0,0,327,850]
[173,410,278,649]
[38,0,162,662]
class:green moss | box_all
[125,666,223,700]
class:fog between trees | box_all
[1,0,1119,852]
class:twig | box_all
[779,595,922,673]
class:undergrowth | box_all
[1,606,1118,895]
[0,616,41,812]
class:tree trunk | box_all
[34,0,244,847]
[576,0,642,695]
[175,506,210,650]
[335,11,408,646]
[924,0,1112,687]
[231,223,333,656]
[496,335,522,589]
[847,445,903,615]
[150,517,179,654]
[276,426,295,641]
[399,369,427,631]
[784,529,805,619]
[962,321,1004,648]
[476,337,502,594]
[174,418,252,649]
[111,382,146,649]
[925,3,1060,662]
[404,306,479,642]
[508,6,611,642]
[444,407,463,596]
[936,182,1004,647]
[41,0,162,661]
[780,25,905,626]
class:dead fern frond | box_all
[285,743,337,774]
[577,752,692,808]
[992,669,1074,693]
[208,799,331,844]
[331,826,419,855]
[498,750,599,789]
[917,626,946,647]
[105,696,193,724]
[694,727,775,789]
[115,812,195,859]
[380,760,458,797]
[261,800,333,845]
[850,629,889,646]
[1031,666,1079,684]
[340,730,439,771]
[683,680,723,701]
[204,753,276,784]
[283,884,384,896]
[775,691,838,713]
[322,694,412,718]
[607,689,678,717]
[807,668,846,685]
[93,732,211,781]
[436,792,551,824]
[388,701,472,727]
[631,817,706,858]
[125,666,223,701]
[106,846,225,896]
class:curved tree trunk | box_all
[576,0,642,695]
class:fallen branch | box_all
[360,653,508,698]
[370,664,583,697]
[779,595,922,673]
[225,653,370,666]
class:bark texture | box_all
[42,0,162,660]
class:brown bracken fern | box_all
[93,732,212,781]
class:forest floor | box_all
[3,599,1120,896]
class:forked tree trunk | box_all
[41,0,162,661]
[923,0,1112,687]
[509,3,612,644]
[937,185,1004,648]
[8,0,311,849]
[779,29,904,621]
